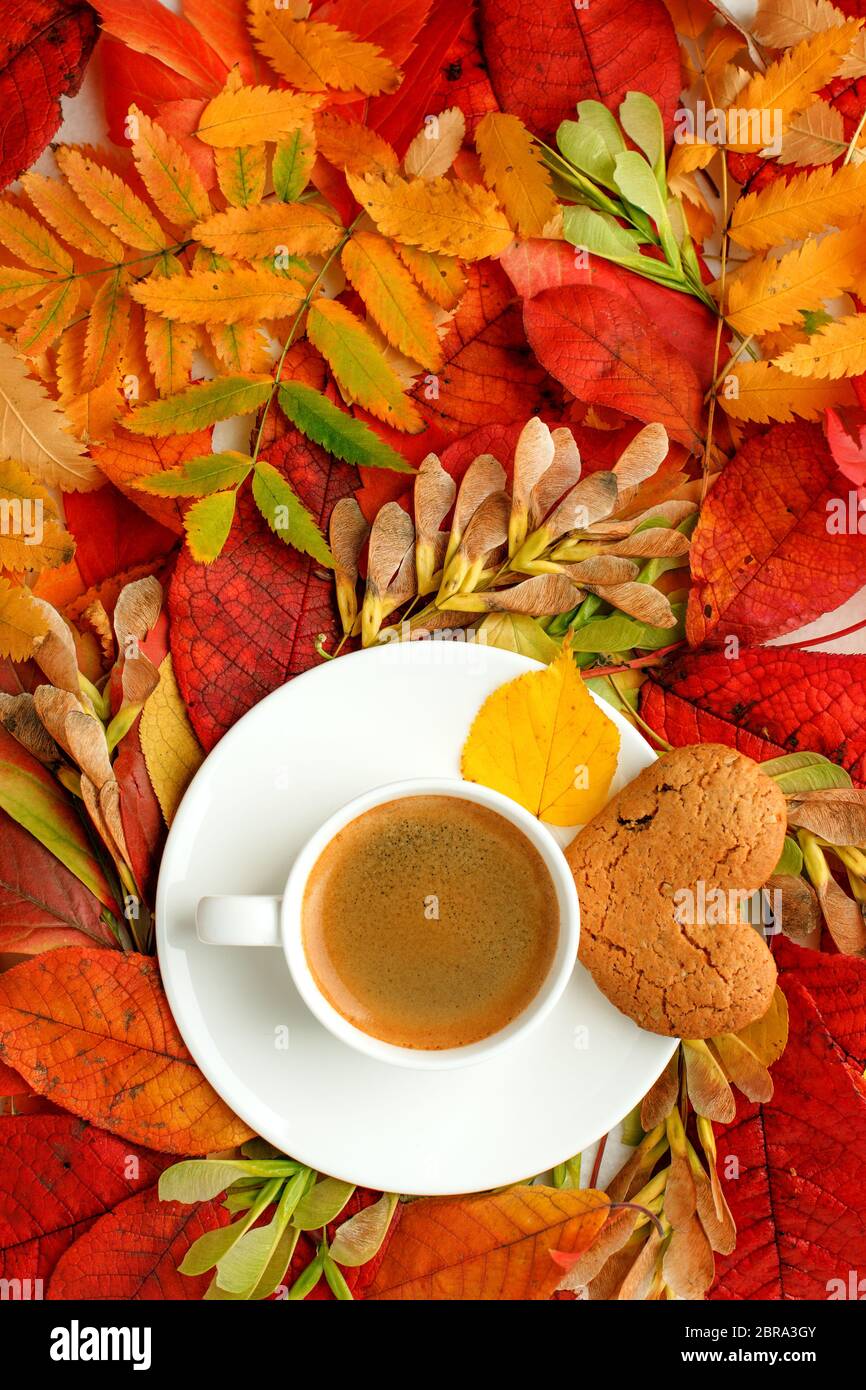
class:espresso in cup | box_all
[301,794,559,1050]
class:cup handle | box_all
[196,895,281,947]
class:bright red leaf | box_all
[774,937,866,1072]
[0,807,118,953]
[63,482,179,589]
[95,0,228,90]
[825,407,866,490]
[425,9,499,136]
[367,0,474,154]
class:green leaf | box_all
[252,460,332,566]
[774,834,804,877]
[273,129,316,202]
[180,1178,283,1277]
[762,751,853,794]
[569,603,685,653]
[586,674,640,715]
[323,1253,354,1299]
[278,382,414,473]
[612,151,681,271]
[561,205,647,272]
[216,1170,309,1296]
[125,375,273,435]
[557,100,626,188]
[184,491,237,563]
[477,612,560,664]
[619,93,666,191]
[135,451,253,497]
[159,1159,299,1204]
[292,1177,355,1231]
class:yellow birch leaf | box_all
[0,201,74,275]
[196,85,321,148]
[0,577,49,660]
[144,257,197,397]
[724,226,866,334]
[247,1,400,95]
[718,359,856,421]
[130,267,307,324]
[214,145,267,208]
[395,244,466,310]
[733,21,863,146]
[55,149,168,253]
[0,339,99,489]
[0,267,58,309]
[460,643,620,826]
[139,654,204,824]
[82,268,131,392]
[475,113,559,238]
[730,162,866,250]
[773,312,866,378]
[314,112,398,177]
[193,202,340,259]
[341,231,443,371]
[0,458,74,573]
[17,277,80,357]
[130,106,211,227]
[404,107,466,180]
[307,298,424,434]
[346,170,513,260]
[20,171,125,262]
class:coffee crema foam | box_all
[302,795,559,1049]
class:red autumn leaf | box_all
[0,808,118,953]
[115,716,165,902]
[64,482,179,589]
[48,1184,229,1299]
[687,422,866,647]
[318,0,432,67]
[0,1061,28,1096]
[0,948,254,1153]
[825,407,866,490]
[711,978,866,1299]
[0,0,98,191]
[0,1114,168,1286]
[180,0,261,82]
[640,648,866,785]
[367,0,474,155]
[523,284,704,452]
[95,0,228,91]
[89,428,213,536]
[478,0,681,143]
[425,8,499,136]
[502,239,723,391]
[287,1188,400,1300]
[170,428,355,751]
[774,936,866,1070]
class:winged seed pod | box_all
[529,427,582,529]
[508,416,555,557]
[414,453,456,595]
[329,497,370,635]
[361,503,415,647]
[437,491,509,601]
[0,691,63,765]
[442,453,505,569]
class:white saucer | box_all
[156,641,676,1194]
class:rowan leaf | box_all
[20,171,125,262]
[751,0,848,48]
[306,298,424,433]
[725,227,866,334]
[475,112,559,237]
[17,278,80,357]
[734,21,864,146]
[196,84,321,147]
[341,231,443,370]
[461,643,620,826]
[404,107,466,180]
[0,948,253,1152]
[247,2,401,95]
[273,126,317,202]
[252,460,332,567]
[0,200,73,275]
[314,111,398,177]
[0,460,73,574]
[139,654,203,825]
[82,268,131,392]
[0,266,57,309]
[0,579,48,661]
[55,148,167,252]
[183,492,237,564]
[130,267,307,324]
[774,313,866,379]
[346,170,513,260]
[129,105,211,227]
[144,256,197,397]
[777,99,847,165]
[277,382,413,472]
[214,145,267,208]
[718,360,855,421]
[193,203,341,259]
[396,244,466,310]
[730,163,866,251]
[0,340,98,490]
[124,375,272,435]
[136,451,253,497]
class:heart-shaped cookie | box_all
[566,744,787,1038]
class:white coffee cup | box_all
[196,777,580,1070]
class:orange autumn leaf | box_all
[461,643,620,826]
[724,226,866,334]
[365,1186,610,1300]
[89,428,215,534]
[196,83,321,148]
[193,202,341,259]
[341,231,443,371]
[0,948,254,1153]
[129,105,211,227]
[719,359,857,421]
[475,112,559,237]
[247,0,400,96]
[82,268,131,392]
[346,169,514,260]
[55,148,168,253]
[314,111,399,178]
[130,267,308,325]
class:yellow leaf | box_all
[139,654,204,824]
[752,0,846,47]
[396,244,466,310]
[130,267,307,325]
[307,298,424,434]
[0,200,74,275]
[20,171,125,262]
[56,320,123,445]
[0,266,58,309]
[718,359,856,421]
[214,145,267,208]
[346,170,513,260]
[724,226,866,334]
[314,112,398,177]
[0,458,74,573]
[461,644,620,826]
[734,21,863,146]
[0,339,98,490]
[130,106,211,227]
[404,107,466,180]
[341,232,442,371]
[774,312,866,378]
[82,268,131,392]
[247,1,400,95]
[777,99,849,165]
[0,577,49,661]
[144,257,197,397]
[475,113,559,238]
[730,162,866,250]
[196,84,321,148]
[17,278,80,357]
[55,149,168,253]
[192,249,270,376]
[193,202,340,259]
[273,125,317,201]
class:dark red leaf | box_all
[478,0,681,143]
[0,1114,167,1286]
[115,715,165,903]
[287,1187,399,1300]
[425,8,499,136]
[0,0,97,191]
[0,807,118,953]
[170,430,356,750]
[774,936,866,1072]
[367,0,474,155]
